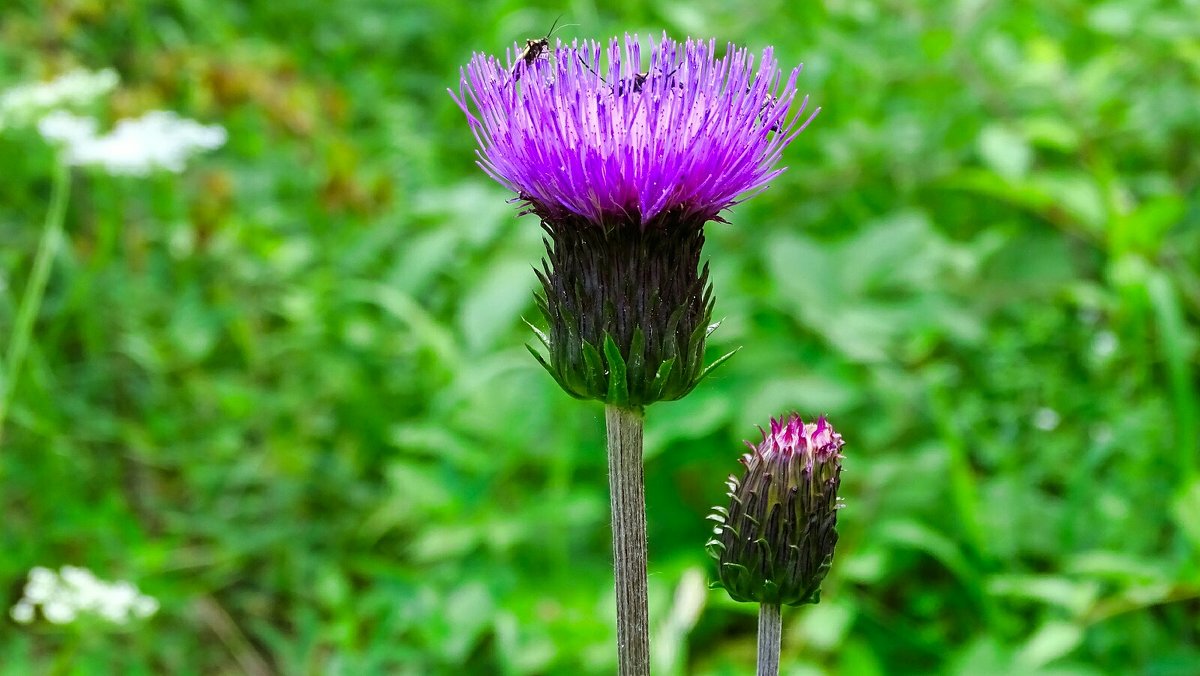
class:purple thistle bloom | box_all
[450,34,818,407]
[755,414,844,473]
[451,33,818,228]
[708,413,845,606]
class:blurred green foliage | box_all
[2,0,1198,673]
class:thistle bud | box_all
[707,413,845,606]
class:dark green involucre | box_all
[525,210,736,409]
[707,414,845,606]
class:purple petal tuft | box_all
[450,33,819,228]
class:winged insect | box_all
[576,54,683,96]
[511,16,574,83]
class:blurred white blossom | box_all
[36,110,97,147]
[9,600,35,624]
[1033,407,1061,432]
[0,68,118,129]
[10,565,159,626]
[1091,330,1118,361]
[38,110,226,175]
[1,67,224,174]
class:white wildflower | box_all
[1091,330,1117,361]
[62,565,104,608]
[60,565,97,588]
[132,594,160,619]
[97,581,139,622]
[10,565,159,626]
[0,68,118,129]
[37,111,98,147]
[42,600,77,625]
[38,110,226,175]
[24,566,57,602]
[9,600,35,625]
[1033,407,1061,432]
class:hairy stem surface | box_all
[605,404,649,675]
[758,603,782,676]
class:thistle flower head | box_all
[450,34,817,407]
[707,413,845,606]
[451,33,817,228]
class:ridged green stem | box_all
[757,603,782,676]
[605,404,649,675]
[0,157,70,446]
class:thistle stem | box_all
[757,603,782,676]
[0,157,70,446]
[605,404,649,675]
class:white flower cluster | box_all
[9,566,159,626]
[38,110,227,175]
[0,68,118,129]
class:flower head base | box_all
[527,210,730,406]
[451,33,817,227]
[707,414,845,606]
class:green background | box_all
[2,0,1198,673]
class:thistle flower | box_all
[708,413,844,606]
[451,34,817,407]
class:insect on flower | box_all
[511,16,574,83]
[576,53,684,97]
[760,94,782,132]
[453,33,820,226]
[450,34,820,404]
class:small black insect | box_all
[619,66,685,96]
[577,54,683,97]
[512,16,573,83]
[614,71,651,96]
[760,94,782,132]
[747,81,783,132]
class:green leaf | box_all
[627,327,646,398]
[649,357,676,401]
[1014,621,1084,670]
[524,344,584,400]
[581,340,605,396]
[978,124,1032,180]
[602,333,629,406]
[521,317,550,350]
[693,347,740,389]
[684,313,710,368]
[1172,480,1200,549]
